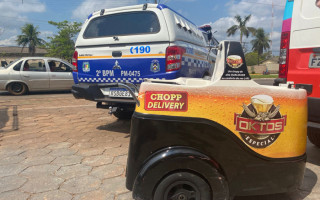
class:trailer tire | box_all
[153,172,211,200]
[308,126,320,148]
[113,108,134,120]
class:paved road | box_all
[0,91,319,200]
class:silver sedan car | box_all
[0,57,74,95]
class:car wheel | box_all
[113,107,134,120]
[153,172,211,200]
[8,82,28,95]
[308,126,320,148]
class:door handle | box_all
[23,75,30,77]
[112,51,122,57]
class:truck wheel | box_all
[8,82,28,95]
[113,108,134,120]
[153,172,211,200]
[308,127,320,148]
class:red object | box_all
[287,48,320,97]
[165,46,185,72]
[72,51,78,72]
[234,114,287,135]
[279,32,290,78]
[145,91,188,111]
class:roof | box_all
[0,46,47,54]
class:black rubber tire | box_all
[308,126,320,148]
[7,82,28,95]
[153,172,211,200]
[113,108,134,120]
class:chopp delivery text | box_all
[145,91,188,111]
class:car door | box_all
[20,59,49,90]
[48,60,73,90]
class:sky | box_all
[0,0,286,55]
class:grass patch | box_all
[250,74,278,79]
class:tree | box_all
[45,20,82,61]
[251,28,271,65]
[226,15,256,44]
[245,51,271,67]
[16,23,45,56]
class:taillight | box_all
[166,46,185,72]
[279,32,290,78]
[72,51,78,72]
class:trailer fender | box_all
[132,147,229,200]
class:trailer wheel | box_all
[153,172,211,200]
[308,126,320,148]
[113,107,134,120]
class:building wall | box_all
[0,47,47,65]
[247,63,279,74]
[1,54,46,63]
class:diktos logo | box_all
[234,95,287,148]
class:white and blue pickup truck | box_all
[71,3,217,119]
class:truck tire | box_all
[308,127,320,148]
[113,108,134,120]
[153,172,211,200]
[8,82,28,95]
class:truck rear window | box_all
[84,11,160,38]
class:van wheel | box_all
[308,127,320,148]
[8,82,28,95]
[153,172,211,200]
[113,107,134,120]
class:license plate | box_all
[109,88,132,98]
[309,53,320,68]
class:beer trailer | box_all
[124,41,307,200]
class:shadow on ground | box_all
[307,142,320,166]
[0,90,71,96]
[234,167,318,200]
[0,107,9,132]
[97,119,131,135]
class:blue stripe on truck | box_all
[283,0,294,20]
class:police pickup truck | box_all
[71,3,217,119]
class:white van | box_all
[274,0,320,147]
[71,3,217,119]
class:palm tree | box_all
[227,15,256,44]
[16,23,45,56]
[251,28,271,65]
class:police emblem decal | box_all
[82,62,90,72]
[234,95,287,148]
[150,60,160,73]
[113,60,121,70]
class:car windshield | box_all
[4,59,20,69]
